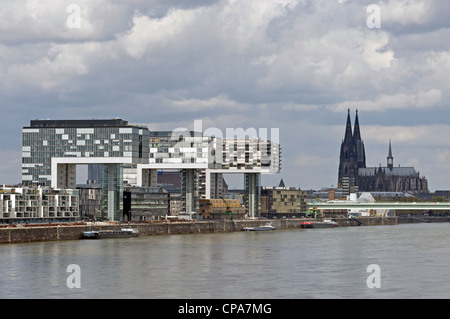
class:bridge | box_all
[307,202,450,211]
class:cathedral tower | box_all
[337,109,365,190]
[338,111,429,194]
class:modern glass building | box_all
[22,119,282,221]
[214,137,281,217]
[138,135,281,218]
[22,119,150,221]
[138,130,215,215]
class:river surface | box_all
[1,223,450,299]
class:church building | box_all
[338,109,428,194]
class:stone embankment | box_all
[0,216,448,244]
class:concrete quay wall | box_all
[0,216,447,244]
[397,216,450,224]
[0,219,311,244]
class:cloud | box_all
[380,0,432,27]
[118,9,198,60]
[294,153,328,167]
[362,32,395,70]
[0,0,449,191]
[331,88,442,112]
[362,124,450,146]
[0,0,134,44]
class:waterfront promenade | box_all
[1,216,448,244]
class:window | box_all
[119,128,133,134]
[77,128,94,134]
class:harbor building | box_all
[136,132,281,219]
[261,185,307,218]
[198,198,245,219]
[338,110,428,195]
[136,130,218,215]
[77,184,102,221]
[212,137,281,218]
[123,186,170,221]
[22,119,281,221]
[22,119,150,221]
[169,193,182,216]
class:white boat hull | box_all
[242,225,276,231]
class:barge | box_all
[301,219,338,229]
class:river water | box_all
[1,223,450,299]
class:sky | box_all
[0,0,449,191]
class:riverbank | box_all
[1,216,449,244]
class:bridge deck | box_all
[307,202,450,211]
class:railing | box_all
[307,202,450,211]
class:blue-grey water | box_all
[1,223,450,299]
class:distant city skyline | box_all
[1,1,450,191]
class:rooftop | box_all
[26,119,130,128]
[359,166,418,177]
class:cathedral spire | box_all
[353,109,361,141]
[344,108,353,142]
[387,139,393,170]
[353,109,366,169]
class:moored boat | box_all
[242,224,276,231]
[301,221,314,228]
[82,228,139,239]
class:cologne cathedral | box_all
[338,109,428,194]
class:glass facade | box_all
[221,138,281,173]
[123,186,170,221]
[21,119,282,221]
[149,131,212,165]
[244,173,261,218]
[22,119,150,221]
[22,121,149,186]
[101,163,123,221]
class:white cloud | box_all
[0,0,134,43]
[362,32,395,70]
[380,0,432,26]
[118,9,197,60]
